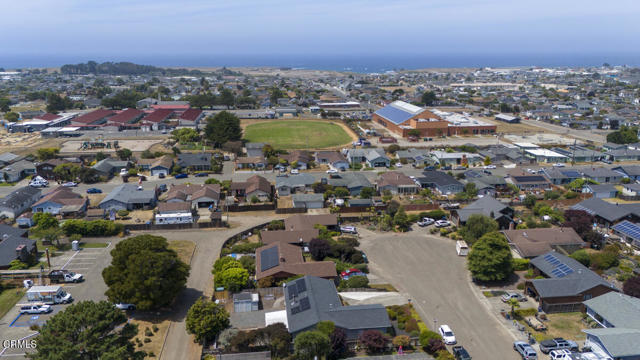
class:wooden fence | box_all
[124,220,223,231]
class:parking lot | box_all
[0,243,113,358]
[357,227,520,360]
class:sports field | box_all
[243,120,354,149]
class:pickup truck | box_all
[49,270,83,283]
[452,345,471,360]
[539,338,578,354]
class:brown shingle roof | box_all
[32,187,85,207]
[376,171,415,187]
[260,229,319,245]
[255,242,336,280]
[502,227,585,258]
[284,214,338,231]
[166,183,220,201]
[157,202,192,213]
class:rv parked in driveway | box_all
[26,285,72,304]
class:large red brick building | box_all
[372,101,496,138]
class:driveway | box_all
[158,214,283,360]
[358,229,519,360]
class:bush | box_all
[517,282,525,290]
[61,219,123,237]
[387,308,397,321]
[392,335,411,348]
[404,318,419,333]
[590,251,619,270]
[145,328,153,337]
[359,330,387,354]
[515,308,537,318]
[152,325,159,332]
[143,338,151,343]
[570,249,591,267]
[436,350,455,360]
[117,209,130,218]
[419,330,441,349]
[425,209,446,220]
[512,258,530,271]
[257,276,274,288]
[229,242,263,254]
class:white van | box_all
[456,241,469,256]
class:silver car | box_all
[514,341,537,360]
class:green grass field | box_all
[243,120,352,149]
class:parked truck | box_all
[48,270,83,283]
[26,286,73,304]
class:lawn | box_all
[243,120,353,149]
[521,312,586,342]
[168,240,196,265]
[0,287,26,319]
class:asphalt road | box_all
[358,228,519,360]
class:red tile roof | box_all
[142,109,174,123]
[73,109,115,124]
[151,104,190,110]
[108,108,144,123]
[35,113,62,121]
[179,108,202,121]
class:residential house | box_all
[430,151,483,167]
[326,173,372,196]
[542,168,583,185]
[315,151,349,171]
[155,202,193,224]
[292,193,324,209]
[0,186,41,219]
[582,184,618,198]
[602,143,627,152]
[581,168,624,184]
[229,175,272,202]
[396,148,433,165]
[0,152,20,167]
[99,184,157,211]
[605,148,640,162]
[235,156,266,170]
[0,160,36,183]
[620,183,640,200]
[31,187,88,217]
[283,276,391,340]
[149,155,173,177]
[478,146,528,165]
[255,242,336,281]
[613,165,640,181]
[583,292,640,360]
[35,159,70,180]
[507,171,552,191]
[284,214,338,231]
[282,150,312,170]
[260,229,319,246]
[525,252,617,313]
[178,108,204,127]
[452,196,513,229]
[177,153,212,172]
[346,148,390,168]
[552,146,603,163]
[245,143,265,158]
[612,221,640,249]
[416,171,464,195]
[502,228,585,258]
[92,158,130,178]
[0,225,37,269]
[165,183,221,208]
[376,171,419,195]
[571,198,640,226]
[524,148,568,163]
[275,174,315,196]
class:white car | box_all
[438,325,457,345]
[115,303,136,310]
[526,168,536,174]
[549,349,572,360]
[395,162,402,168]
[340,226,357,234]
[61,181,77,187]
[553,163,566,167]
[435,220,451,228]
[290,169,299,174]
[483,164,496,169]
[417,217,435,227]
[20,304,52,314]
[326,169,338,174]
[119,168,128,176]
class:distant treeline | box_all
[60,61,203,76]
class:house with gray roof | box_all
[451,196,513,229]
[292,193,324,209]
[542,167,582,185]
[571,198,640,226]
[613,165,640,181]
[346,148,390,168]
[583,292,640,359]
[0,160,36,183]
[0,186,41,219]
[605,148,640,162]
[0,152,20,167]
[92,157,130,178]
[525,252,617,313]
[416,171,464,194]
[326,173,372,196]
[582,184,618,198]
[99,184,157,211]
[284,276,391,340]
[245,142,265,158]
[0,225,36,269]
[177,152,212,172]
[275,174,315,196]
[552,146,603,163]
[581,167,624,184]
[396,148,434,165]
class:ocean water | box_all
[1,53,639,73]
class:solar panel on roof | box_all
[613,221,640,240]
[297,279,307,293]
[299,297,311,311]
[260,247,280,272]
[375,106,416,125]
[544,254,555,261]
[564,268,574,275]
[552,268,564,277]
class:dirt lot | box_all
[132,318,170,358]
[116,210,154,224]
[60,139,163,153]
[167,240,196,264]
[480,116,549,135]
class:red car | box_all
[341,268,365,280]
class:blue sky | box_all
[2,0,639,59]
